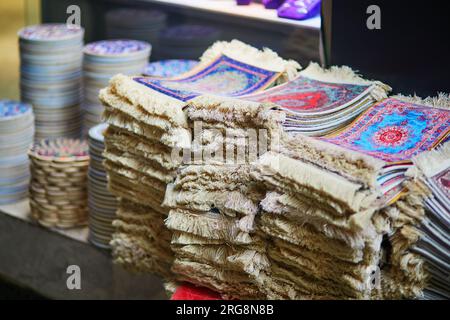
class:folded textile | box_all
[251,94,449,299]
[100,38,449,299]
[171,283,221,300]
[252,152,384,299]
[103,125,178,170]
[269,95,450,203]
[111,232,172,278]
[243,62,391,136]
[100,40,300,280]
[161,92,277,295]
[172,258,264,299]
[162,140,268,298]
[102,39,300,124]
[389,141,449,299]
[320,95,450,203]
[110,198,173,278]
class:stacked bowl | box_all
[88,123,118,249]
[0,100,34,204]
[82,40,151,134]
[28,138,89,228]
[18,24,84,140]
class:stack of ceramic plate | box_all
[18,24,84,140]
[0,100,34,204]
[142,59,198,78]
[88,123,118,249]
[105,8,166,54]
[28,138,89,228]
[159,25,221,59]
[82,40,151,135]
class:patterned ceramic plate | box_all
[89,123,108,143]
[0,100,32,120]
[84,40,151,57]
[29,138,89,161]
[143,59,199,78]
[18,23,84,42]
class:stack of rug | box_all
[403,142,449,300]
[163,97,284,299]
[101,120,175,276]
[243,62,391,136]
[161,63,390,299]
[385,95,450,300]
[251,95,449,299]
[252,149,387,299]
[99,39,449,299]
[100,40,300,280]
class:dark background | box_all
[41,0,450,97]
[323,0,450,96]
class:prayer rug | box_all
[134,54,281,102]
[321,98,450,163]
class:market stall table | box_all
[0,199,166,299]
